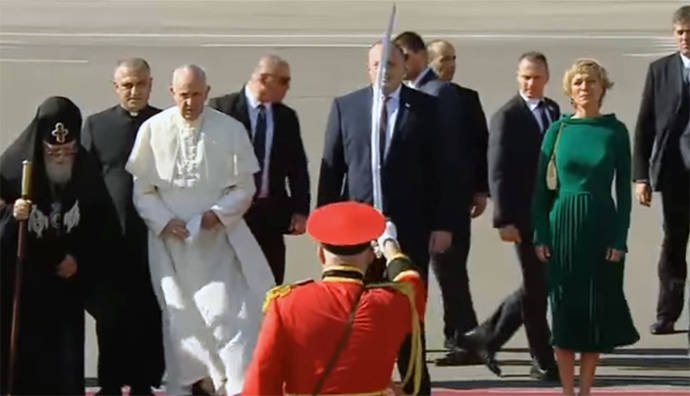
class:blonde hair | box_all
[562,58,614,107]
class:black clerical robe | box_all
[82,104,164,389]
[0,149,119,395]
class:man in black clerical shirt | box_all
[82,58,164,396]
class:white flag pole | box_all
[371,3,397,212]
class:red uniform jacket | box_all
[242,255,426,395]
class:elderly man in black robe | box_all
[82,57,164,396]
[0,97,120,395]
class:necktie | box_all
[379,96,391,161]
[254,104,267,194]
[536,101,551,134]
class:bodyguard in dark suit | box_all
[82,58,164,396]
[394,32,480,353]
[209,55,310,285]
[317,41,460,395]
[460,52,559,381]
[633,5,690,335]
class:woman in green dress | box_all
[532,59,639,396]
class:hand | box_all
[201,210,221,230]
[470,193,488,219]
[635,182,652,207]
[535,245,551,262]
[289,213,307,235]
[57,254,77,279]
[498,225,522,244]
[162,218,190,240]
[377,221,398,248]
[12,198,31,221]
[606,248,624,262]
[429,230,452,254]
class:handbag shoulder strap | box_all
[312,286,366,395]
[550,122,566,161]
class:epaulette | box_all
[262,279,314,313]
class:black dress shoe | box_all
[191,377,215,396]
[458,331,502,377]
[650,320,675,335]
[129,386,155,396]
[444,337,457,350]
[95,388,122,396]
[435,348,484,366]
[529,363,560,382]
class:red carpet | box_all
[433,389,689,395]
[86,388,690,395]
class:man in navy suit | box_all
[634,5,690,335]
[395,32,481,356]
[317,41,460,395]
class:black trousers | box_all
[398,327,431,395]
[246,223,286,285]
[245,201,288,285]
[657,166,690,323]
[88,280,164,390]
[394,235,431,395]
[87,235,164,391]
[472,223,555,367]
[430,218,479,341]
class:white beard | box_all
[44,158,73,186]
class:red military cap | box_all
[307,202,385,253]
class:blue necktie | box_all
[253,104,266,194]
[536,101,551,134]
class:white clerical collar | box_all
[680,53,690,69]
[519,91,545,111]
[244,86,272,111]
[119,105,139,117]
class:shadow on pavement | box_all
[429,347,689,389]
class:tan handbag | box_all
[546,123,565,191]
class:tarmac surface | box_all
[0,0,688,392]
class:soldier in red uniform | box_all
[242,201,427,395]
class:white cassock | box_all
[126,106,274,395]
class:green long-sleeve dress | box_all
[532,114,639,352]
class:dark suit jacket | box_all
[82,104,160,237]
[453,83,489,195]
[414,69,475,209]
[488,94,560,228]
[633,53,689,190]
[317,85,459,264]
[208,88,310,232]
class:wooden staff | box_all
[7,160,32,396]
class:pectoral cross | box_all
[51,122,69,144]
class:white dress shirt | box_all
[681,53,690,82]
[245,87,273,198]
[519,91,552,132]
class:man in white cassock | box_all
[126,64,274,396]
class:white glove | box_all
[377,221,398,249]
